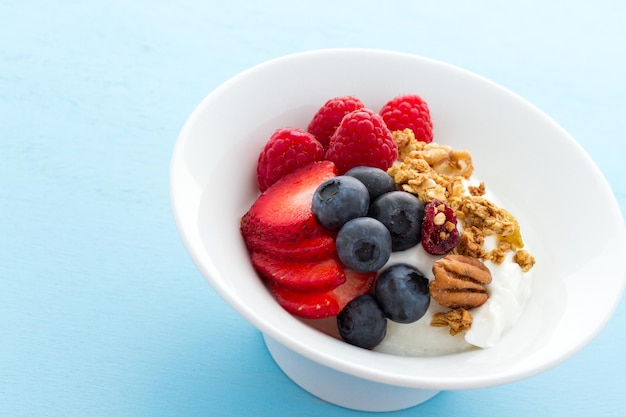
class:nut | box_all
[418,142,474,179]
[430,254,492,309]
[433,212,446,226]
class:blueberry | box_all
[337,294,387,349]
[312,176,370,231]
[375,264,430,324]
[336,217,392,273]
[369,191,425,251]
[345,166,396,202]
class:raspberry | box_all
[256,127,324,192]
[307,96,365,149]
[325,108,398,175]
[379,94,433,143]
[421,200,460,255]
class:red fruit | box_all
[269,269,377,319]
[252,252,346,292]
[307,96,365,149]
[421,199,460,255]
[256,127,325,192]
[325,108,398,175]
[241,160,337,245]
[244,230,337,262]
[379,94,433,143]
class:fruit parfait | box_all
[239,94,536,355]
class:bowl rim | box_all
[169,48,626,390]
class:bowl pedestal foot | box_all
[263,334,441,412]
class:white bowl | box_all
[169,49,626,412]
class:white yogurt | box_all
[374,179,533,356]
[374,240,532,355]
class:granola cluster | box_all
[389,129,471,204]
[431,308,473,335]
[387,129,536,334]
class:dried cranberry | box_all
[421,200,460,255]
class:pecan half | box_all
[430,254,492,309]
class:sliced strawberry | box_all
[241,160,337,245]
[244,230,337,262]
[269,269,377,319]
[252,252,346,292]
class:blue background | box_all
[1,1,625,416]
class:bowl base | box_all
[263,334,440,412]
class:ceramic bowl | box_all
[169,49,626,412]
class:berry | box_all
[325,108,398,175]
[336,217,392,273]
[374,264,430,324]
[379,94,433,143]
[345,166,396,202]
[337,294,387,350]
[241,161,337,245]
[251,252,346,292]
[256,127,325,192]
[421,199,460,255]
[270,269,377,319]
[311,176,370,232]
[369,191,425,251]
[307,96,365,149]
[244,231,337,262]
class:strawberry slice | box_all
[252,252,346,292]
[269,269,377,319]
[241,160,337,245]
[244,230,337,262]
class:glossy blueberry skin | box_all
[336,217,392,273]
[337,294,387,350]
[375,263,430,324]
[369,191,425,251]
[345,166,396,202]
[312,176,370,231]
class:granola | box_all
[388,130,469,204]
[513,249,536,272]
[389,129,533,269]
[431,308,473,336]
[454,226,487,259]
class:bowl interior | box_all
[170,49,626,390]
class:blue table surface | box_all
[2,1,625,416]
